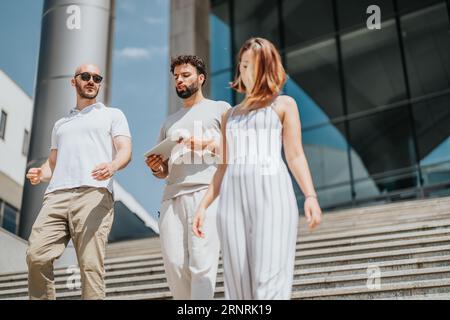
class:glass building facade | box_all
[210,0,450,211]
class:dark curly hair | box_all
[170,55,207,86]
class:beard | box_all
[176,81,199,99]
[76,82,99,99]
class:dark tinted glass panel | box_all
[22,129,30,156]
[413,93,450,187]
[0,110,6,140]
[399,1,450,97]
[210,1,232,73]
[282,0,335,49]
[285,39,344,126]
[340,25,406,113]
[397,0,443,15]
[349,107,418,198]
[233,0,280,54]
[211,71,233,103]
[2,203,17,234]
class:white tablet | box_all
[144,137,179,160]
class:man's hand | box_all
[91,162,117,181]
[145,154,164,173]
[183,137,205,151]
[26,168,43,185]
[183,137,218,154]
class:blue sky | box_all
[0,0,170,218]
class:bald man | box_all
[25,64,132,300]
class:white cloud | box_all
[116,47,150,59]
[145,16,165,25]
[115,46,168,60]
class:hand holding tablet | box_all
[144,129,191,161]
[144,138,179,161]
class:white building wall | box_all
[0,70,33,208]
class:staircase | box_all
[1,196,450,300]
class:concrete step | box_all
[297,219,450,243]
[378,292,450,300]
[113,233,450,263]
[292,278,450,300]
[2,241,449,285]
[103,235,450,265]
[102,211,450,256]
[2,222,446,283]
[102,222,450,265]
[2,197,449,300]
[107,292,173,300]
[5,272,450,300]
[297,227,450,250]
[4,253,449,293]
[297,254,450,277]
[316,207,450,226]
[2,244,449,296]
[299,215,450,237]
[102,221,450,264]
[296,244,450,269]
[317,197,450,220]
[3,263,449,300]
[3,252,450,293]
[297,235,450,259]
[319,205,450,224]
[2,219,446,282]
[295,266,450,291]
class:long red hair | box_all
[230,37,286,109]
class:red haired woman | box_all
[193,37,322,299]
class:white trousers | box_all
[158,188,220,299]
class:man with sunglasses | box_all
[25,64,132,300]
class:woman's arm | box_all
[277,95,322,231]
[193,109,231,237]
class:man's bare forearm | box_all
[39,159,53,183]
[111,148,132,172]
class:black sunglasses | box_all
[75,72,103,84]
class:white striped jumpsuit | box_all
[217,101,299,300]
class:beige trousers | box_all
[26,187,114,300]
[158,188,221,300]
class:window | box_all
[2,202,18,234]
[338,0,407,115]
[399,1,450,98]
[210,0,232,73]
[0,110,6,140]
[413,94,450,187]
[22,129,30,156]
[348,106,418,199]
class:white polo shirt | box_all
[45,102,131,195]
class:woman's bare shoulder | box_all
[273,95,298,120]
[276,95,297,109]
